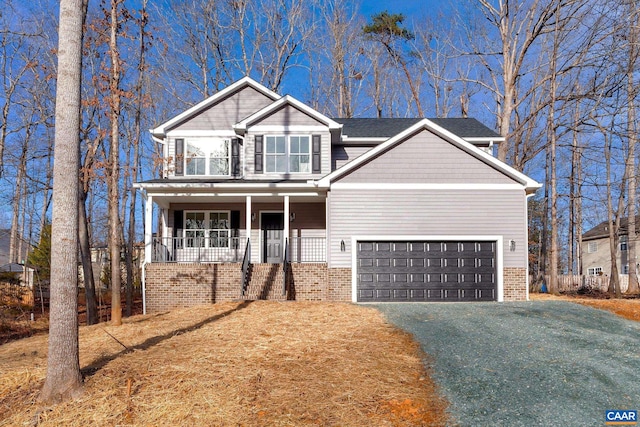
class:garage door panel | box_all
[357,240,497,302]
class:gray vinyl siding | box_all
[332,145,375,171]
[244,132,331,179]
[339,129,514,184]
[580,236,633,276]
[169,86,275,132]
[255,105,324,126]
[327,189,527,268]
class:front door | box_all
[262,212,284,263]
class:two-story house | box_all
[135,77,541,313]
[581,216,639,276]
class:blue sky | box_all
[359,0,452,21]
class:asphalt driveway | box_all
[374,301,640,427]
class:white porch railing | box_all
[152,237,243,263]
[151,236,327,263]
[289,237,326,262]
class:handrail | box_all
[241,238,251,296]
[283,238,289,297]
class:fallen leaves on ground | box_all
[0,301,449,426]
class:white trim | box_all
[134,181,319,190]
[141,192,324,198]
[350,235,504,303]
[245,125,330,132]
[331,183,525,191]
[317,119,541,194]
[245,196,252,262]
[151,76,279,136]
[235,95,342,132]
[259,210,284,263]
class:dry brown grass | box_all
[0,301,448,426]
[530,292,640,322]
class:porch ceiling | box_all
[151,193,326,208]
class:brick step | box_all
[240,263,287,300]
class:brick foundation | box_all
[145,263,528,311]
[503,267,528,301]
[287,265,352,301]
[144,263,353,312]
[144,263,241,312]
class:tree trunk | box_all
[39,0,85,403]
[9,138,28,263]
[79,186,98,325]
[108,0,123,326]
[626,1,639,294]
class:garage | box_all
[356,240,497,302]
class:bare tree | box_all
[107,0,123,326]
[624,0,640,294]
[40,0,86,403]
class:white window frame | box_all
[623,264,629,274]
[265,135,310,174]
[184,210,231,248]
[587,241,598,253]
[185,138,231,176]
[587,267,603,276]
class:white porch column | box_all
[245,195,252,261]
[284,195,290,254]
[144,194,153,263]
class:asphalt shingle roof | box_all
[582,215,640,240]
[332,117,501,139]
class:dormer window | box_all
[265,135,310,173]
[185,138,230,176]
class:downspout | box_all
[525,192,537,301]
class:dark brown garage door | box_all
[357,241,496,302]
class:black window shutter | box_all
[173,210,183,237]
[312,135,321,173]
[175,138,184,176]
[230,210,240,237]
[254,135,263,174]
[231,138,240,177]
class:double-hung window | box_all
[185,138,230,176]
[184,211,230,248]
[265,135,310,173]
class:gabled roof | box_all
[150,76,280,137]
[582,215,640,240]
[316,119,540,193]
[333,117,504,141]
[234,95,342,133]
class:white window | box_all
[587,242,598,253]
[265,136,287,173]
[185,139,230,176]
[620,235,628,251]
[587,267,603,276]
[265,135,310,173]
[184,211,230,248]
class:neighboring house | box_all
[135,77,541,313]
[0,262,34,289]
[581,216,640,276]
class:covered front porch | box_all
[141,184,328,266]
